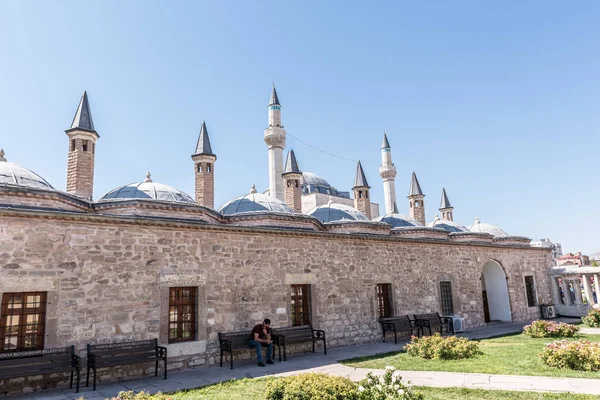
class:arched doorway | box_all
[481,260,512,322]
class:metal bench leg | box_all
[93,367,97,391]
[155,360,159,376]
[382,330,386,343]
[283,344,287,361]
[230,351,233,369]
[312,341,315,353]
[86,366,90,387]
[76,367,80,393]
[164,358,167,379]
[277,343,282,362]
[323,339,327,355]
[394,328,398,345]
[220,348,223,367]
[70,370,74,389]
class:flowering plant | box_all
[540,340,600,371]
[403,334,481,360]
[356,367,423,400]
[582,309,600,328]
[523,320,579,338]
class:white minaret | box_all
[379,132,397,214]
[264,85,286,201]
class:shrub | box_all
[582,308,600,328]
[104,390,172,400]
[522,320,579,338]
[540,340,600,371]
[356,367,424,400]
[403,334,481,360]
[264,373,359,400]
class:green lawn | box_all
[118,378,600,400]
[341,332,600,379]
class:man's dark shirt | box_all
[249,324,269,341]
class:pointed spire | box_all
[283,149,301,174]
[69,91,95,132]
[194,121,214,156]
[440,188,452,209]
[393,201,399,214]
[0,149,5,162]
[409,171,423,196]
[381,131,391,149]
[269,84,280,106]
[353,160,370,188]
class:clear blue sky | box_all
[1,1,599,254]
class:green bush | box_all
[356,367,424,400]
[264,373,359,400]
[104,390,172,400]
[522,320,579,338]
[403,334,481,360]
[582,308,600,328]
[540,340,600,371]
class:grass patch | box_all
[126,378,600,400]
[341,333,600,379]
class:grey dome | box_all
[99,173,195,204]
[0,152,54,191]
[468,217,508,237]
[374,213,423,228]
[219,187,293,215]
[301,172,349,198]
[426,216,468,233]
[307,202,369,223]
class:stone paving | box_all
[8,318,600,400]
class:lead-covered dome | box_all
[99,173,195,204]
[219,185,293,215]
[0,150,54,190]
[468,217,508,237]
[301,172,349,198]
[307,200,369,223]
[427,215,468,233]
[374,213,423,228]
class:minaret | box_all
[282,149,302,213]
[353,160,371,219]
[264,85,286,201]
[66,91,99,200]
[439,187,454,221]
[192,121,217,208]
[379,131,397,215]
[408,171,425,225]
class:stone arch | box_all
[481,259,512,322]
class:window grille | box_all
[291,284,311,326]
[168,287,197,343]
[524,276,537,307]
[376,284,393,317]
[0,292,47,352]
[439,281,454,315]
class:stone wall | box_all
[0,213,552,394]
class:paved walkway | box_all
[9,318,600,400]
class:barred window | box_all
[376,283,393,317]
[0,292,47,353]
[168,287,197,343]
[524,276,537,307]
[439,281,454,315]
[291,284,311,326]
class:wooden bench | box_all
[271,325,326,361]
[218,330,282,369]
[378,316,420,344]
[0,346,81,393]
[413,313,454,336]
[86,339,167,390]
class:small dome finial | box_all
[144,172,152,183]
[475,216,480,224]
[0,149,5,162]
[328,196,333,205]
[434,214,440,221]
[250,184,257,194]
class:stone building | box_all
[0,88,553,393]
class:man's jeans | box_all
[248,340,272,363]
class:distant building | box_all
[530,238,563,263]
[557,252,590,267]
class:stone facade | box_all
[0,196,553,393]
[409,194,426,225]
[283,172,302,213]
[353,187,372,219]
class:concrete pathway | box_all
[8,318,600,400]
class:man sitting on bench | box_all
[249,318,274,367]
